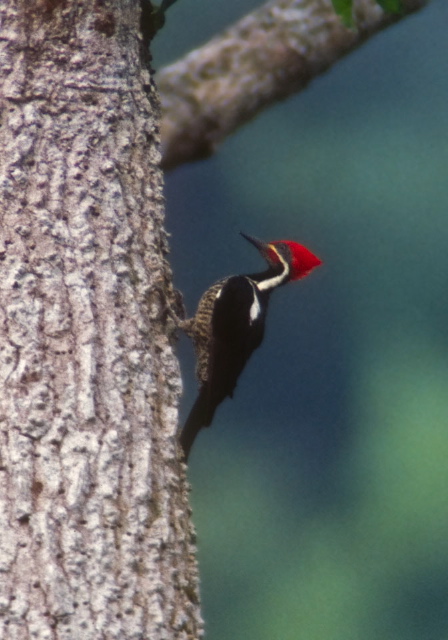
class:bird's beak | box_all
[240,232,270,256]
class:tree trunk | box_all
[0,1,202,638]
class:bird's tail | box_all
[179,386,216,462]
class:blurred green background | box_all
[153,1,448,638]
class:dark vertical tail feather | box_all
[180,386,216,462]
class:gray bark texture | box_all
[159,0,429,170]
[0,1,202,639]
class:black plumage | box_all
[178,233,322,461]
[180,276,268,459]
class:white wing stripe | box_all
[249,286,261,323]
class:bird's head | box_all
[240,232,322,282]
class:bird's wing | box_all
[180,276,268,460]
[208,276,266,403]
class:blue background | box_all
[154,2,448,637]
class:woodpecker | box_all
[178,233,322,461]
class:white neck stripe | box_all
[257,249,290,291]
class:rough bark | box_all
[158,0,429,170]
[0,1,202,638]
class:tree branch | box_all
[158,0,429,170]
